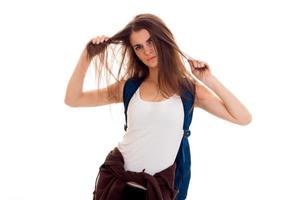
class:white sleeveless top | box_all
[117,87,184,175]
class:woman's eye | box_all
[135,46,141,51]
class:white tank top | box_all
[118,87,184,175]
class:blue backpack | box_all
[123,78,195,200]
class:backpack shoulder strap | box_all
[181,88,195,133]
[123,78,144,131]
[175,87,195,200]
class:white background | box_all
[1,0,299,200]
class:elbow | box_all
[64,91,84,107]
[64,99,75,107]
[64,96,79,107]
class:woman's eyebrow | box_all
[132,37,152,47]
[132,44,141,48]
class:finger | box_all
[199,61,209,68]
[100,36,105,43]
[196,60,203,68]
[100,35,108,43]
[193,60,201,69]
[188,59,194,67]
[92,37,99,44]
[104,36,109,42]
[199,62,205,68]
[197,61,203,68]
[188,59,207,69]
[97,36,103,44]
[193,60,200,68]
[92,36,104,44]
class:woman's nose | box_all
[144,45,153,55]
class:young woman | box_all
[65,13,252,200]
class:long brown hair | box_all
[86,13,196,101]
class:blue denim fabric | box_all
[175,136,191,200]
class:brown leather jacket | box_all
[92,147,178,200]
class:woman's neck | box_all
[146,68,158,83]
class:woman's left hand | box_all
[188,59,212,83]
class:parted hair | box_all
[86,13,195,101]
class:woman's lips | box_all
[147,56,156,61]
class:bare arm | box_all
[189,59,252,125]
[64,36,124,107]
[64,48,90,107]
[194,78,252,125]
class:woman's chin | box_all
[146,61,158,68]
[148,64,158,68]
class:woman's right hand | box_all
[86,35,110,58]
[90,35,110,45]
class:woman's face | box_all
[130,29,158,68]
